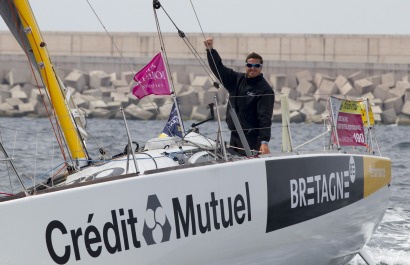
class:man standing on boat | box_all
[204,38,274,156]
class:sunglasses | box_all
[245,63,262,68]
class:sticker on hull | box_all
[265,156,364,233]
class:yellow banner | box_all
[339,99,374,126]
[339,100,362,114]
[360,102,375,126]
[363,156,391,197]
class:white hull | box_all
[0,153,390,265]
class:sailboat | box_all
[0,1,391,265]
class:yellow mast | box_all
[14,0,88,163]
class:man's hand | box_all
[204,38,213,50]
[259,143,270,155]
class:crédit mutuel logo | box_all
[45,182,251,264]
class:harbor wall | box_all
[2,31,410,63]
[2,31,410,82]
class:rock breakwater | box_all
[1,68,410,125]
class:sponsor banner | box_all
[363,157,391,197]
[265,156,364,233]
[44,179,253,264]
[329,98,366,147]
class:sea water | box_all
[0,117,408,265]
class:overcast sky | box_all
[1,0,410,35]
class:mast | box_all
[13,0,88,165]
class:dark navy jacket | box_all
[207,49,275,142]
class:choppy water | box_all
[0,117,408,264]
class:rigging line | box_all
[187,2,261,129]
[188,0,221,83]
[186,0,238,115]
[189,0,207,41]
[85,0,134,74]
[154,9,175,98]
[154,7,190,135]
[8,0,68,161]
[155,2,219,84]
[180,37,219,82]
[187,0,226,87]
[0,129,15,194]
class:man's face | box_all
[245,58,262,78]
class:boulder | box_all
[270,74,288,91]
[5,69,28,85]
[295,70,313,84]
[401,101,410,116]
[314,79,338,101]
[89,100,107,110]
[112,79,129,88]
[289,111,306,123]
[18,102,36,113]
[334,75,348,90]
[191,76,212,90]
[313,73,333,88]
[90,70,111,89]
[5,97,23,107]
[296,79,316,95]
[384,97,403,114]
[367,75,382,86]
[177,88,199,119]
[373,85,392,101]
[347,72,366,84]
[64,70,88,92]
[190,105,211,120]
[124,104,155,120]
[381,108,397,124]
[396,114,410,125]
[381,73,396,88]
[282,87,300,100]
[354,79,374,95]
[121,71,134,84]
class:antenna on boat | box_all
[120,108,139,174]
[281,93,294,152]
[213,97,228,161]
[328,96,341,150]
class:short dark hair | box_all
[246,52,263,64]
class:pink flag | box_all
[132,52,171,99]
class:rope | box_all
[189,0,223,85]
[0,191,14,197]
[85,0,134,74]
[154,2,221,87]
